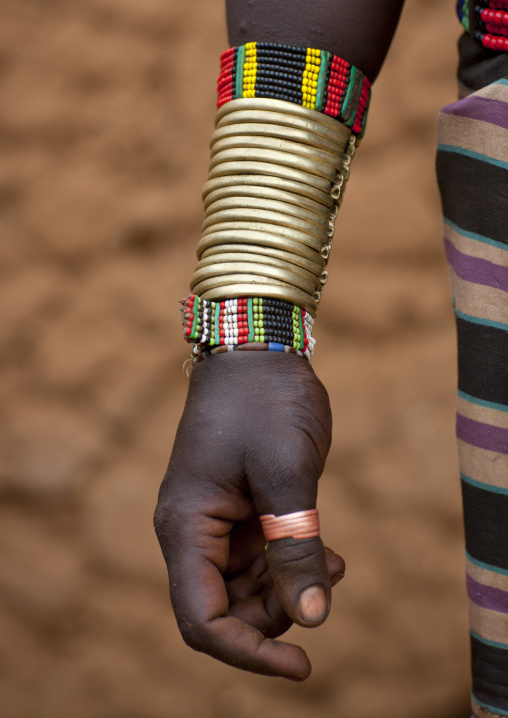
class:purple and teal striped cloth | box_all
[437,77,508,718]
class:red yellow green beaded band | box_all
[181,294,315,360]
[217,42,371,138]
[457,0,508,51]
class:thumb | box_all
[246,373,335,628]
[250,456,333,627]
[265,528,332,627]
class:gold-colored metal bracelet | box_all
[201,209,328,242]
[209,148,337,183]
[216,98,351,144]
[199,221,326,253]
[203,184,331,218]
[207,160,332,193]
[210,122,347,156]
[194,279,317,313]
[192,273,298,295]
[196,252,321,284]
[204,196,329,231]
[210,135,343,172]
[197,228,325,261]
[200,243,325,276]
[198,282,318,317]
[202,174,334,208]
[190,98,357,315]
[190,262,318,297]
[216,108,349,149]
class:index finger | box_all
[163,512,313,681]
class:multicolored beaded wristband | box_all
[458,0,508,51]
[217,42,371,138]
[181,294,315,361]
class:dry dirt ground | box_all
[0,1,472,717]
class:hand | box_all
[154,351,344,681]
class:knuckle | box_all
[153,499,184,550]
[153,501,169,541]
[269,538,325,575]
[153,491,187,534]
[180,623,208,653]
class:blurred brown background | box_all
[0,0,471,716]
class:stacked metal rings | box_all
[190,98,355,317]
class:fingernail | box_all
[298,585,327,622]
[331,569,345,587]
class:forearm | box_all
[226,0,406,82]
[158,0,407,680]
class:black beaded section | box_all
[256,42,308,55]
[255,44,307,106]
[256,298,298,345]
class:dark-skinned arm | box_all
[227,0,405,82]
[155,0,405,682]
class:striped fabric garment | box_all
[436,77,508,718]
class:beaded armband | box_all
[458,0,508,52]
[218,42,371,138]
[181,294,315,361]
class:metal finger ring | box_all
[260,509,320,541]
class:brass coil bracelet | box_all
[190,98,356,315]
[197,229,325,264]
[196,252,321,284]
[200,244,325,276]
[215,98,352,142]
[203,183,331,217]
[207,160,332,194]
[199,222,325,252]
[211,122,344,156]
[202,174,334,208]
[204,196,329,231]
